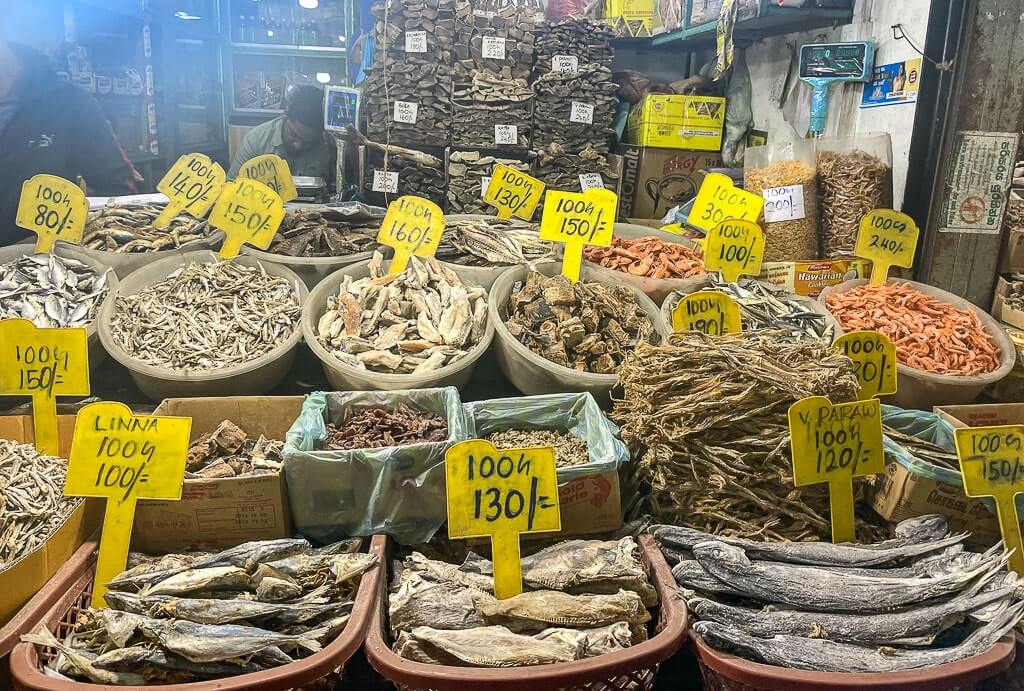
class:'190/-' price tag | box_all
[690,173,763,233]
[15,174,89,253]
[833,331,897,400]
[155,153,226,228]
[208,179,285,259]
[404,30,427,53]
[671,291,741,336]
[377,195,445,274]
[237,153,298,203]
[856,209,920,285]
[483,164,545,221]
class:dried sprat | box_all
[319,404,448,450]
[745,159,819,262]
[438,217,555,267]
[185,420,283,478]
[110,261,301,371]
[486,428,588,468]
[266,209,380,258]
[817,149,893,259]
[84,203,210,253]
[585,236,705,280]
[0,253,110,328]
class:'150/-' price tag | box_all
[446,439,560,599]
[484,164,545,221]
[834,331,897,400]
[237,153,298,203]
[16,174,89,253]
[690,173,764,233]
[702,219,764,282]
[789,397,884,543]
[856,209,920,285]
[540,188,617,283]
[208,179,285,259]
[671,291,741,336]
[377,195,445,274]
[155,153,226,228]
[65,401,191,607]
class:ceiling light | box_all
[316,72,331,83]
[299,0,319,8]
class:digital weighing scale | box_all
[799,41,876,136]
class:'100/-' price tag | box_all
[237,153,298,203]
[690,173,764,233]
[856,209,920,285]
[208,179,285,259]
[539,188,617,282]
[702,219,764,282]
[16,174,89,253]
[377,195,445,274]
[155,153,226,228]
[671,291,741,336]
[483,164,545,221]
[834,331,897,400]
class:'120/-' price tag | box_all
[856,209,920,285]
[671,291,741,336]
[155,153,226,228]
[377,195,445,274]
[702,219,764,282]
[690,173,764,233]
[209,179,285,259]
[834,331,897,400]
[540,188,617,283]
[16,174,89,253]
[483,164,545,221]
[237,153,298,203]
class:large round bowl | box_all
[438,214,556,291]
[302,262,495,391]
[820,278,1015,409]
[489,262,670,402]
[97,250,308,400]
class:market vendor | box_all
[229,85,336,184]
[0,40,137,245]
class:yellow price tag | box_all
[788,397,884,543]
[0,320,89,456]
[689,173,764,233]
[855,209,920,285]
[238,154,298,203]
[834,331,897,400]
[539,188,617,283]
[16,174,89,253]
[66,401,191,607]
[483,164,545,221]
[209,179,286,259]
[155,153,227,228]
[671,291,742,335]
[703,219,764,282]
[445,440,560,599]
[377,195,445,274]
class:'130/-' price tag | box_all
[540,188,617,283]
[16,174,89,253]
[690,173,764,233]
[834,331,897,400]
[446,439,560,599]
[377,195,445,274]
[789,396,884,543]
[702,219,764,282]
[671,291,741,336]
[483,164,545,221]
[65,401,191,607]
[855,209,920,285]
[237,153,298,203]
[209,179,285,259]
[155,153,226,228]
[0,319,89,456]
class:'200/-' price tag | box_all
[377,195,445,274]
[483,164,545,221]
[16,174,89,253]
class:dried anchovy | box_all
[267,209,380,257]
[84,203,210,253]
[612,331,888,542]
[486,429,589,468]
[438,218,555,266]
[110,261,300,371]
[744,160,819,262]
[185,420,283,479]
[446,152,530,214]
[0,439,82,567]
[817,150,893,259]
[320,404,448,450]
[0,253,110,328]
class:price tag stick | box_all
[16,174,89,253]
[154,154,227,229]
[208,179,286,259]
[66,402,191,607]
[855,209,920,285]
[834,331,898,400]
[377,196,445,274]
[703,219,764,283]
[539,188,618,283]
[238,154,298,203]
[445,440,561,599]
[483,164,545,222]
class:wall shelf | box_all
[651,6,854,48]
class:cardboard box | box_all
[624,95,726,151]
[985,324,1024,402]
[131,396,305,554]
[991,276,1024,329]
[617,144,723,219]
[758,259,871,298]
[0,415,100,626]
[557,470,622,536]
[998,199,1024,273]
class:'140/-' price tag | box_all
[789,397,884,543]
[671,291,741,336]
[237,153,298,203]
[65,401,191,607]
[155,153,226,228]
[16,174,89,253]
[446,440,560,599]
[856,209,920,285]
[690,173,763,233]
[834,331,897,400]
[377,195,445,274]
[483,164,545,221]
[539,188,617,282]
[208,179,285,259]
[702,219,764,282]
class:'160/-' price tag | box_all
[671,291,741,336]
[690,173,763,233]
[834,331,897,400]
[208,179,285,259]
[237,153,298,203]
[16,174,89,253]
[484,164,545,221]
[377,195,445,274]
[539,188,617,283]
[855,209,920,285]
[702,219,764,282]
[155,153,226,228]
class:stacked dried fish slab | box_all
[109,261,301,371]
[267,208,380,258]
[534,143,620,194]
[452,72,533,150]
[373,0,456,65]
[453,0,538,81]
[653,515,1024,674]
[85,203,211,253]
[446,152,530,213]
[437,217,555,266]
[363,64,454,149]
[533,18,615,77]
[364,147,447,209]
[389,537,657,666]
[186,420,283,479]
[23,538,376,684]
[613,331,888,543]
[316,252,488,374]
[532,66,617,155]
[0,253,110,328]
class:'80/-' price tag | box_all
[155,153,226,228]
[483,164,545,221]
[539,188,617,283]
[209,179,285,259]
[377,195,445,274]
[856,209,920,285]
[237,154,298,203]
[16,174,89,253]
[671,291,741,336]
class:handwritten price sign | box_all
[66,401,191,606]
[446,440,560,599]
[540,188,617,283]
[209,179,285,259]
[954,426,1024,574]
[703,219,764,282]
[855,209,920,285]
[671,291,741,336]
[377,195,445,274]
[689,173,763,233]
[834,331,897,400]
[16,174,89,253]
[237,153,298,203]
[483,164,545,221]
[789,396,884,543]
[155,153,226,228]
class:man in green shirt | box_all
[229,85,336,184]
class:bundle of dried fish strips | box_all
[319,404,449,449]
[453,0,538,82]
[316,252,488,374]
[266,208,380,258]
[438,217,554,266]
[486,428,588,467]
[0,440,82,567]
[650,516,1024,674]
[613,331,888,542]
[85,203,210,253]
[452,72,533,150]
[533,143,621,195]
[532,65,617,155]
[533,18,615,78]
[0,253,110,328]
[503,271,656,374]
[109,261,301,371]
[185,420,282,479]
[23,538,376,684]
[446,152,530,214]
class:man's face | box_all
[282,117,320,153]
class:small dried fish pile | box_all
[446,151,530,213]
[825,283,1001,376]
[613,331,888,542]
[451,72,533,150]
[1002,273,1024,311]
[320,404,448,450]
[0,253,110,328]
[884,425,960,472]
[85,203,209,253]
[437,217,554,266]
[362,64,454,149]
[504,272,656,374]
[533,143,620,194]
[486,429,588,467]
[817,149,893,259]
[531,66,617,155]
[185,420,283,479]
[110,261,301,371]
[584,236,705,279]
[316,252,488,374]
[364,146,447,209]
[0,440,82,567]
[24,538,376,684]
[389,537,657,666]
[267,209,380,258]
[652,515,1024,674]
[453,0,538,81]
[533,18,615,77]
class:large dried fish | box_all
[477,589,650,633]
[437,217,555,267]
[452,72,533,150]
[533,143,620,196]
[533,18,614,78]
[85,203,210,253]
[0,253,109,328]
[267,208,380,258]
[447,152,530,214]
[395,625,580,667]
[453,0,539,81]
[532,65,617,155]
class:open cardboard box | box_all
[132,396,305,554]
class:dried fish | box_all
[84,203,210,253]
[533,18,615,78]
[585,236,705,280]
[477,589,650,633]
[884,425,961,471]
[817,148,893,259]
[452,72,533,150]
[109,260,301,371]
[533,143,620,196]
[485,428,588,468]
[267,208,380,258]
[395,625,580,667]
[0,253,109,328]
[319,404,449,449]
[532,65,617,155]
[185,420,283,478]
[438,217,555,267]
[363,146,448,210]
[453,0,538,82]
[446,152,530,214]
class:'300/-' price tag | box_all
[377,195,445,274]
[539,188,617,283]
[690,173,763,233]
[16,174,89,253]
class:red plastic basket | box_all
[365,533,688,690]
[10,535,386,691]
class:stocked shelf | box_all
[651,5,854,47]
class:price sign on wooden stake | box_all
[834,331,898,400]
[237,154,298,203]
[16,175,89,253]
[539,188,617,283]
[484,164,546,221]
[65,402,191,607]
[377,195,445,274]
[703,219,764,282]
[855,209,920,285]
[446,440,560,599]
[672,291,741,335]
[154,153,226,228]
[209,179,285,259]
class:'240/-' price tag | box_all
[856,209,920,285]
[377,195,445,274]
[208,179,285,259]
[16,174,89,253]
